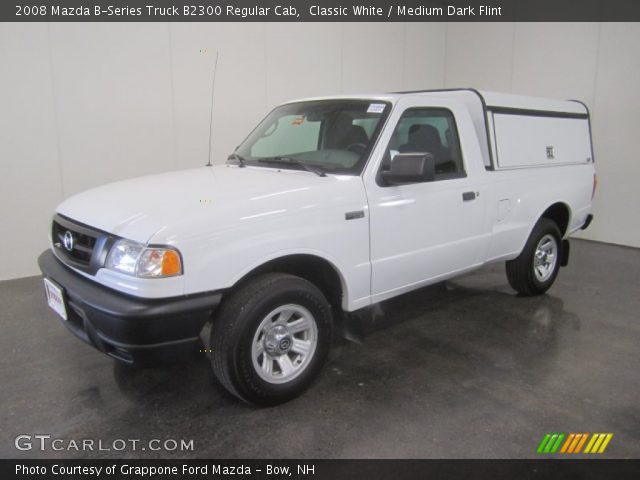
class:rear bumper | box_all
[38,250,222,365]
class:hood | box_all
[56,165,363,244]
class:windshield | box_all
[233,99,391,175]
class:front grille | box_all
[51,215,107,273]
[53,220,96,264]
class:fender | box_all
[228,248,354,310]
[516,201,572,257]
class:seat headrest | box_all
[408,124,443,148]
[325,113,369,149]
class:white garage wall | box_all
[445,22,640,248]
[0,22,446,280]
[2,22,638,281]
[0,24,64,282]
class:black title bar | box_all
[4,0,640,22]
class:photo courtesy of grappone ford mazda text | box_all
[39,89,596,405]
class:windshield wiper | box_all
[227,152,247,168]
[257,156,327,177]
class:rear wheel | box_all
[210,273,332,405]
[506,218,562,296]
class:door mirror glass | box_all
[381,153,435,185]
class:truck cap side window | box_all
[234,100,391,176]
[379,108,466,185]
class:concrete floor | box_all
[1,239,638,459]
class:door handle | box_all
[462,191,477,201]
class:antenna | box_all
[206,50,219,167]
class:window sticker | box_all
[367,103,386,114]
[291,116,305,125]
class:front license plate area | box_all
[44,278,68,321]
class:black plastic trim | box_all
[345,210,365,220]
[462,191,476,201]
[488,106,589,119]
[38,250,222,365]
[581,214,594,230]
[561,240,570,267]
[490,111,500,169]
[569,99,596,163]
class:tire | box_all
[210,273,333,405]
[506,218,562,296]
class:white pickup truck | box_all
[39,88,596,405]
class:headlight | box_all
[106,239,182,278]
[106,239,143,275]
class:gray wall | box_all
[1,22,638,280]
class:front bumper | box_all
[38,250,222,365]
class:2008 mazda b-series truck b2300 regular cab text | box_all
[39,88,596,405]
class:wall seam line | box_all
[340,24,344,93]
[402,22,407,89]
[167,22,179,170]
[590,22,604,117]
[442,23,448,87]
[264,23,268,113]
[46,22,66,199]
[509,22,516,92]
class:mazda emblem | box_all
[63,231,75,252]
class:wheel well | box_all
[540,203,570,237]
[237,255,344,309]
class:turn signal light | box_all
[161,250,182,276]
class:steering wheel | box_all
[345,143,368,154]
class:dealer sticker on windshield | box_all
[44,278,67,321]
[367,103,386,113]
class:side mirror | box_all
[381,153,435,185]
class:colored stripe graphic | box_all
[550,434,565,453]
[537,433,564,453]
[568,433,581,453]
[565,433,588,453]
[574,433,589,453]
[598,434,613,453]
[537,434,552,453]
[560,433,575,453]
[538,433,613,454]
[584,433,613,454]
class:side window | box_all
[383,108,465,181]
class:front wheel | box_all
[506,218,562,296]
[210,273,332,405]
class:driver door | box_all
[366,102,489,302]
